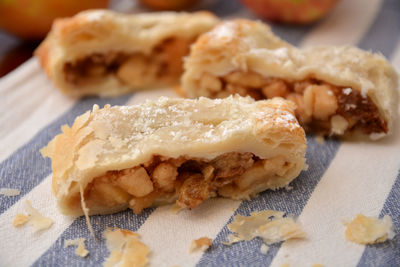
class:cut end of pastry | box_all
[182,19,399,139]
[44,96,306,217]
[35,10,220,97]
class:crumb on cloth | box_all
[64,238,89,257]
[13,213,29,227]
[190,237,212,253]
[260,243,269,254]
[103,228,150,267]
[12,200,53,232]
[223,210,306,246]
[345,214,395,244]
[0,188,21,196]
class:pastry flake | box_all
[103,228,150,267]
[12,213,29,227]
[345,214,395,244]
[189,237,212,253]
[35,9,219,97]
[182,19,399,139]
[64,238,89,258]
[42,96,306,216]
[0,188,20,196]
[223,210,306,245]
[13,200,53,232]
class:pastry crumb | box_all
[280,264,290,267]
[170,204,184,214]
[103,228,150,267]
[64,238,89,257]
[260,243,269,254]
[315,135,325,144]
[345,214,395,244]
[0,188,20,196]
[302,163,309,171]
[189,237,212,253]
[312,264,323,267]
[13,201,53,232]
[12,213,29,227]
[223,210,306,245]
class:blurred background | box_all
[0,0,341,78]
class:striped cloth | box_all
[1,0,399,266]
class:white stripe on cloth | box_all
[270,43,400,267]
[138,199,241,267]
[300,0,383,48]
[0,58,75,162]
[134,3,385,266]
[0,175,76,267]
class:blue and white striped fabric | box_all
[1,0,399,266]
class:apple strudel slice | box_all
[35,9,219,97]
[41,96,306,216]
[182,20,399,139]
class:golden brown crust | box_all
[35,9,220,97]
[182,19,399,139]
[42,96,306,216]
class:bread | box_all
[41,96,306,216]
[182,19,399,139]
[35,9,219,97]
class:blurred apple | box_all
[139,0,199,10]
[0,0,109,40]
[241,0,339,24]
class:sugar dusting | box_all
[84,10,107,22]
[91,96,300,152]
[208,21,237,41]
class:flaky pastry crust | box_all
[182,20,399,139]
[35,9,219,97]
[41,96,306,216]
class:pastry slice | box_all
[182,20,399,139]
[35,9,219,97]
[41,96,306,216]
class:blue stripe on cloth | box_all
[358,0,400,57]
[0,95,131,215]
[197,137,340,267]
[356,170,400,267]
[33,208,154,266]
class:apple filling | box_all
[81,152,294,214]
[197,71,387,135]
[63,37,191,87]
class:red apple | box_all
[139,0,199,10]
[241,0,339,24]
[0,0,109,40]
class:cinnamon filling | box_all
[63,37,191,87]
[197,71,387,135]
[81,152,293,214]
